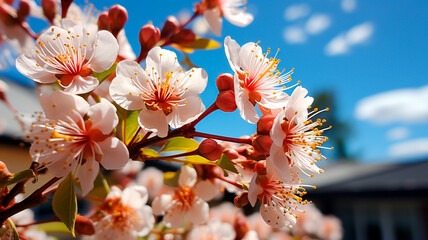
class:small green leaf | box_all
[52,173,77,237]
[0,169,35,188]
[163,171,179,188]
[0,219,19,240]
[123,110,140,145]
[160,137,199,153]
[180,37,221,51]
[37,222,70,233]
[87,172,110,199]
[93,63,117,83]
[141,148,159,158]
[186,155,216,165]
[216,155,238,177]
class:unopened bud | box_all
[17,0,30,22]
[223,148,239,160]
[254,161,266,176]
[41,0,56,23]
[97,12,109,31]
[160,16,179,38]
[139,24,160,50]
[234,213,250,239]
[216,90,237,112]
[252,135,272,155]
[234,192,249,208]
[108,4,128,37]
[216,73,234,91]
[61,0,74,18]
[0,161,12,183]
[198,139,223,161]
[0,4,17,26]
[75,215,95,236]
[170,29,195,46]
[257,114,276,135]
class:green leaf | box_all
[216,155,239,177]
[87,172,110,199]
[0,219,19,240]
[37,222,70,233]
[163,171,179,188]
[179,50,198,69]
[0,169,35,188]
[180,37,221,51]
[160,137,199,153]
[122,110,140,145]
[93,63,117,83]
[52,173,77,237]
[141,148,159,158]
[186,155,216,165]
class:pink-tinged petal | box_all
[194,180,218,202]
[60,19,78,31]
[110,61,147,110]
[87,99,118,134]
[224,36,241,71]
[187,198,209,225]
[285,86,313,123]
[98,137,129,170]
[152,194,172,216]
[270,111,286,146]
[164,206,185,228]
[39,91,90,121]
[248,173,263,207]
[88,30,119,73]
[138,109,169,138]
[180,68,208,96]
[238,42,262,70]
[178,165,197,188]
[117,30,136,60]
[16,53,57,83]
[235,77,259,123]
[260,202,296,229]
[62,75,99,94]
[223,9,253,27]
[77,158,99,195]
[168,96,205,129]
[135,205,154,236]
[269,145,295,182]
[204,8,222,36]
[45,156,77,178]
[122,185,149,208]
[146,47,181,76]
[106,186,122,200]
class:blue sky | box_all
[2,0,428,163]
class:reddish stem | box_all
[215,174,243,189]
[193,132,252,144]
[189,102,219,128]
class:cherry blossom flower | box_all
[224,36,295,123]
[90,185,154,240]
[109,47,207,137]
[152,165,209,228]
[202,0,253,36]
[269,86,331,178]
[136,167,164,201]
[248,160,307,229]
[16,21,119,94]
[28,91,128,195]
[186,220,236,240]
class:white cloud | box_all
[305,14,331,35]
[324,22,374,56]
[386,127,410,141]
[283,26,306,44]
[355,85,428,124]
[341,0,357,13]
[284,4,311,21]
[389,138,428,158]
[192,17,210,35]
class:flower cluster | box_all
[0,0,339,240]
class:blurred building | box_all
[306,160,428,240]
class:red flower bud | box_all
[61,0,74,18]
[234,213,250,239]
[252,135,272,155]
[216,73,234,92]
[75,215,95,236]
[257,114,276,135]
[17,0,30,22]
[0,161,12,183]
[108,5,128,38]
[139,24,160,50]
[97,12,109,31]
[223,148,239,160]
[41,0,56,24]
[216,90,237,112]
[170,29,195,46]
[198,139,223,161]
[254,161,267,176]
[234,192,249,208]
[0,3,17,26]
[160,16,179,38]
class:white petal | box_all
[122,185,149,208]
[88,30,119,73]
[187,198,209,225]
[16,53,57,83]
[269,145,294,182]
[168,96,205,129]
[248,173,263,207]
[87,99,118,135]
[260,203,296,229]
[164,206,185,228]
[204,8,222,36]
[138,109,169,138]
[181,68,208,96]
[270,111,286,146]
[62,75,99,94]
[238,42,263,70]
[77,159,99,195]
[223,8,254,27]
[224,36,241,71]
[194,180,219,202]
[98,137,129,170]
[235,78,259,123]
[146,47,181,78]
[152,194,172,216]
[178,165,197,187]
[135,205,154,236]
[117,30,136,60]
[39,91,89,122]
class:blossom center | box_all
[96,197,137,232]
[173,186,196,211]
